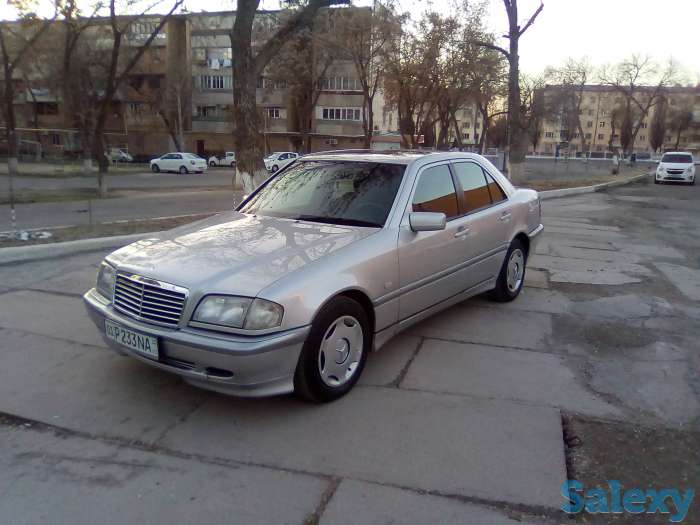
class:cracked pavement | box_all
[0,178,698,524]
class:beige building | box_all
[537,85,700,157]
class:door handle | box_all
[499,212,512,222]
[454,227,470,238]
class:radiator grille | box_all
[113,273,187,328]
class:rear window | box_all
[661,154,693,164]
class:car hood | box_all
[106,212,375,297]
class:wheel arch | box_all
[313,288,376,336]
[512,231,530,256]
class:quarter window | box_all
[412,165,459,218]
[486,173,507,203]
[452,162,491,212]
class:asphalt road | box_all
[0,178,698,524]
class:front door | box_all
[397,163,472,320]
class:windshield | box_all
[239,160,406,227]
[661,154,693,164]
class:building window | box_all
[598,133,605,140]
[640,122,648,129]
[639,135,646,141]
[599,121,605,128]
[320,76,362,91]
[266,107,281,119]
[544,131,555,138]
[199,75,232,90]
[464,133,470,139]
[321,107,362,121]
[195,105,220,117]
[52,133,61,145]
[572,133,580,139]
[585,133,592,139]
[127,102,143,115]
[587,121,593,128]
[588,109,594,116]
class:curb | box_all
[0,232,154,265]
[538,173,648,200]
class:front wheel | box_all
[151,164,160,173]
[209,161,216,167]
[490,239,527,302]
[179,166,188,174]
[294,296,370,403]
[271,164,279,173]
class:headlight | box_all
[96,262,116,301]
[686,166,693,173]
[191,295,283,330]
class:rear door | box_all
[450,161,511,283]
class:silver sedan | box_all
[84,151,543,402]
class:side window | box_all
[412,165,460,219]
[452,162,492,212]
[486,173,507,203]
[173,154,182,159]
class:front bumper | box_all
[657,172,694,182]
[83,288,309,397]
[528,223,544,252]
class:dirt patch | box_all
[553,315,657,356]
[0,214,214,247]
[563,415,699,524]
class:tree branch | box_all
[469,40,510,60]
[518,2,543,37]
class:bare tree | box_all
[55,0,184,196]
[599,55,677,156]
[667,99,694,150]
[230,0,349,194]
[0,8,54,178]
[329,2,403,148]
[472,0,543,178]
[547,57,594,155]
[650,94,667,153]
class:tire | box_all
[230,161,236,168]
[654,178,659,184]
[294,296,370,403]
[151,164,160,173]
[209,161,216,167]
[179,166,188,174]
[271,164,279,173]
[490,239,527,303]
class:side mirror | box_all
[409,212,446,232]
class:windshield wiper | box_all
[295,215,382,228]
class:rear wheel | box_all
[179,165,188,174]
[151,164,160,173]
[209,161,216,167]
[294,296,370,403]
[271,164,279,173]
[491,239,527,302]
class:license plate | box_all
[105,320,159,360]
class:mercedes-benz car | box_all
[84,151,543,402]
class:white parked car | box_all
[208,151,236,167]
[108,148,133,163]
[655,152,695,185]
[151,153,207,174]
[264,151,299,172]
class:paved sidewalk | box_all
[0,179,698,524]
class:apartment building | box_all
[2,9,371,160]
[537,85,700,157]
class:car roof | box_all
[300,150,490,166]
[662,151,693,156]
